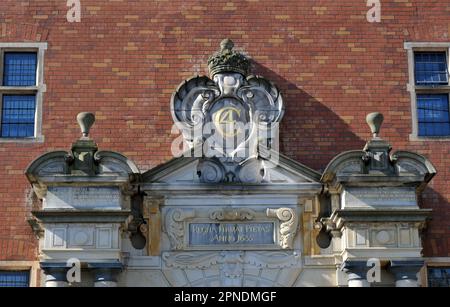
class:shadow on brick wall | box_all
[251,61,366,172]
[421,187,450,257]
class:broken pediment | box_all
[321,113,436,190]
[25,113,140,199]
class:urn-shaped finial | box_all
[76,112,95,138]
[220,38,234,52]
[366,112,384,138]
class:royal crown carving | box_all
[207,39,251,77]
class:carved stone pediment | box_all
[25,116,140,200]
[321,116,436,190]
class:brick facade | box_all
[0,0,449,262]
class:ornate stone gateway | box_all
[26,40,436,287]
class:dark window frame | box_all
[0,48,39,138]
[0,44,45,141]
[0,270,30,287]
[414,51,449,85]
[427,266,450,287]
[413,49,450,137]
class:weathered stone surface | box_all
[341,187,417,209]
[44,187,122,210]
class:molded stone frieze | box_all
[162,250,302,286]
[266,208,299,249]
[244,251,300,269]
[163,251,220,269]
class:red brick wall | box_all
[0,0,449,260]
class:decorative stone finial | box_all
[366,112,384,138]
[220,38,234,52]
[76,112,95,138]
[207,39,250,77]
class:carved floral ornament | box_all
[170,39,284,184]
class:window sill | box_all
[409,134,450,141]
[0,135,44,143]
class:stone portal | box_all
[26,40,436,287]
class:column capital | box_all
[40,262,70,287]
[340,260,371,287]
[341,260,369,276]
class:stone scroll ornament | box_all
[267,208,299,249]
[165,209,195,250]
[171,39,284,183]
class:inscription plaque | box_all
[189,222,275,246]
[342,187,417,208]
[44,186,121,210]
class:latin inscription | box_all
[189,223,274,246]
[343,187,417,208]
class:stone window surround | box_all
[404,42,450,141]
[0,261,39,287]
[0,42,47,143]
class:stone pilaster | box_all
[341,261,371,287]
[389,260,424,287]
[89,263,122,287]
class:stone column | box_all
[41,263,69,287]
[341,261,371,287]
[89,263,122,287]
[389,260,424,287]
